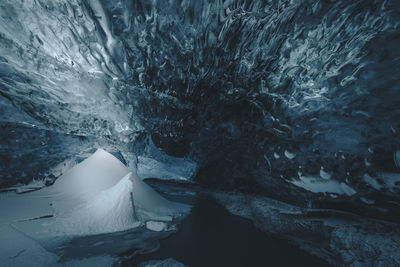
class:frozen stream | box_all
[125,196,330,267]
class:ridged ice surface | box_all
[0,0,399,197]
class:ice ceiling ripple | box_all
[0,0,399,198]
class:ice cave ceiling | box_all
[0,0,399,202]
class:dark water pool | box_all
[125,197,330,267]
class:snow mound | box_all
[56,170,189,235]
[60,173,140,235]
[51,148,130,196]
[291,176,356,196]
[38,149,189,236]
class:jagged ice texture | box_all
[0,0,399,200]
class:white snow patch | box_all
[291,176,356,196]
[319,167,332,180]
[146,221,168,232]
[360,197,375,205]
[362,173,382,190]
[381,172,400,191]
[284,150,296,159]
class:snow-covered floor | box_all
[0,192,59,266]
[0,149,190,266]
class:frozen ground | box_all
[212,191,400,266]
[1,149,399,266]
[0,149,190,266]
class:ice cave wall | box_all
[0,0,399,199]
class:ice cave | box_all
[0,0,400,266]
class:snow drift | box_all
[48,149,190,236]
[0,149,190,265]
[10,149,190,238]
[59,172,141,235]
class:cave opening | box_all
[0,0,400,266]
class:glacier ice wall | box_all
[0,0,399,198]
